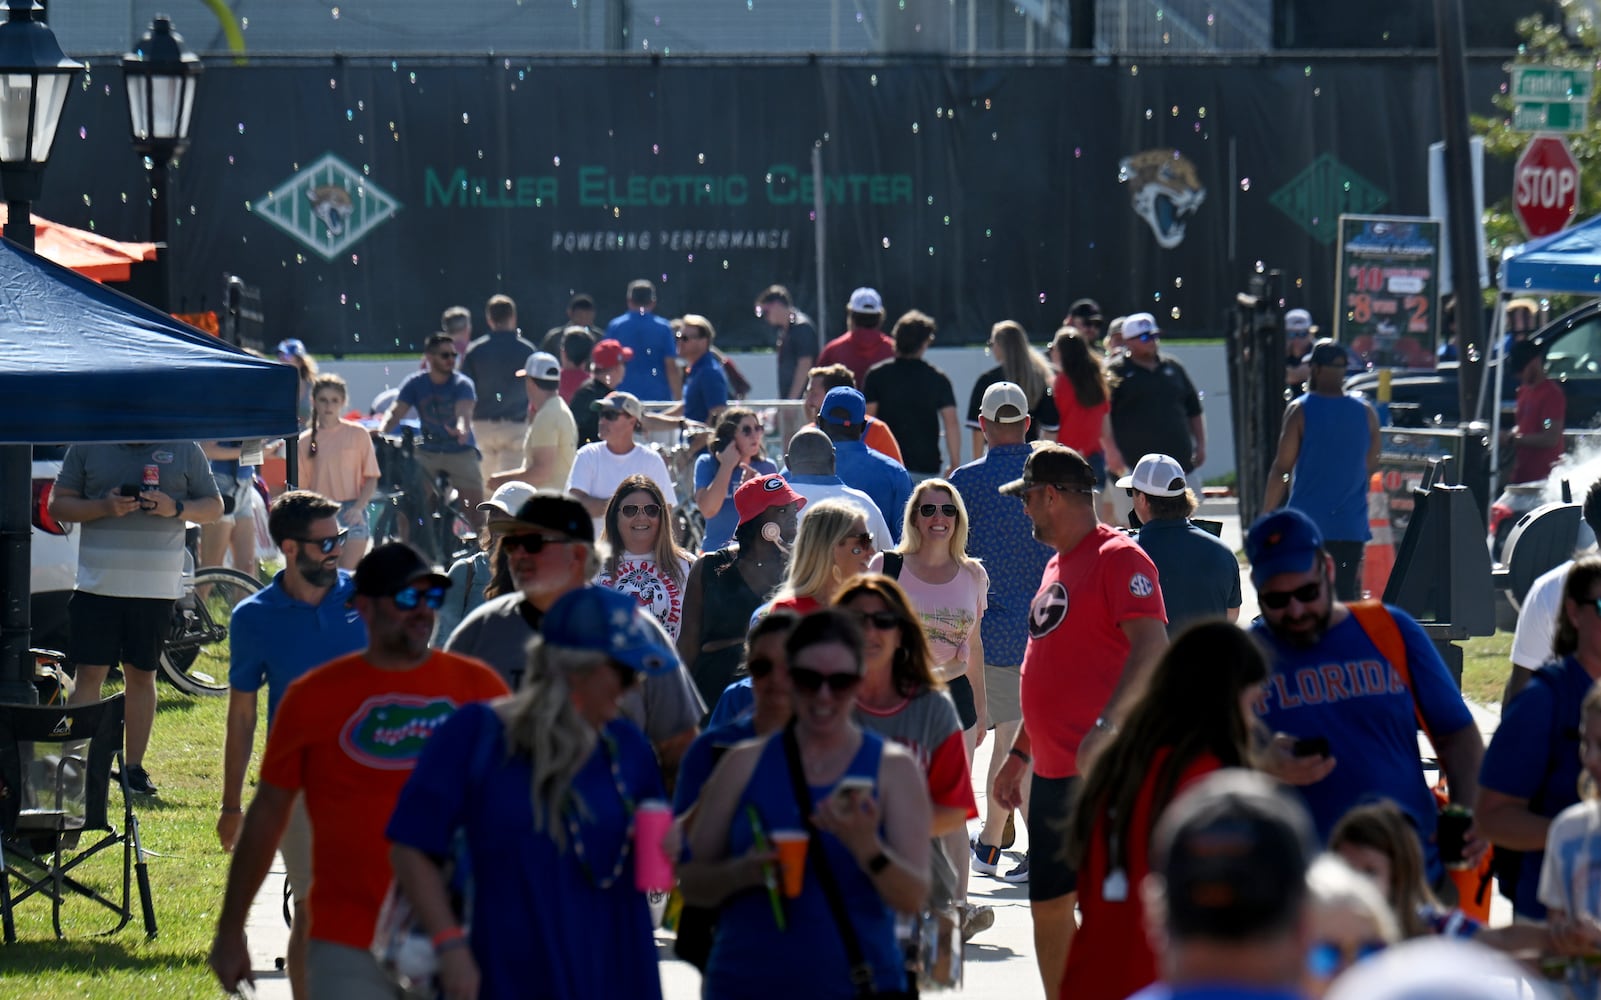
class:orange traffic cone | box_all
[1362,472,1396,599]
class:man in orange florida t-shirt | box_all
[209,543,509,998]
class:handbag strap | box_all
[781,723,878,998]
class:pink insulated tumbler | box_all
[634,799,674,893]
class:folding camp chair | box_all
[0,693,157,943]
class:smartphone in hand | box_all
[1291,736,1330,758]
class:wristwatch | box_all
[172,499,185,519]
[866,851,891,875]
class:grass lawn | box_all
[2,683,264,999]
[1459,628,1513,711]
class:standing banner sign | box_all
[1334,215,1442,369]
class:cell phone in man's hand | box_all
[119,483,143,497]
[1291,736,1330,758]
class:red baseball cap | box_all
[734,474,807,525]
[592,338,634,369]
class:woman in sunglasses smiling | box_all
[684,609,932,999]
[835,574,982,936]
[595,475,694,639]
[694,406,778,553]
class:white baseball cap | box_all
[1284,308,1315,335]
[847,287,884,313]
[980,381,1029,423]
[477,481,539,525]
[1115,453,1188,497]
[1122,312,1159,339]
[517,351,561,382]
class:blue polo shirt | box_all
[1134,516,1242,635]
[607,310,677,401]
[682,352,730,425]
[948,443,1053,666]
[228,569,367,725]
[831,438,912,544]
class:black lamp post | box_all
[123,15,200,313]
[0,0,80,705]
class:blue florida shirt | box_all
[1250,605,1472,883]
[948,443,1053,666]
[228,569,367,725]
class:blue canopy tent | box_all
[0,238,298,701]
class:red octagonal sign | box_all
[1515,135,1580,239]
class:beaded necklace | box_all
[563,728,637,890]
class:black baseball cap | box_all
[354,542,452,598]
[998,443,1097,496]
[1153,770,1317,942]
[1068,298,1103,322]
[490,491,594,544]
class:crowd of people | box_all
[40,281,1599,999]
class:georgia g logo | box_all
[1118,149,1206,250]
[1029,582,1069,639]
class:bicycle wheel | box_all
[158,566,263,696]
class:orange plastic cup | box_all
[771,830,809,898]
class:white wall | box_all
[325,342,1235,481]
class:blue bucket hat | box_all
[1245,508,1325,589]
[541,586,676,676]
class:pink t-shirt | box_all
[886,558,989,668]
[297,419,381,503]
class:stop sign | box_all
[1514,135,1580,239]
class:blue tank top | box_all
[704,729,905,1000]
[1288,393,1372,543]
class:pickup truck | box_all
[1344,299,1601,428]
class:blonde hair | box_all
[774,498,870,605]
[1307,854,1402,944]
[896,479,976,569]
[991,320,1050,408]
[498,643,608,851]
[680,313,717,343]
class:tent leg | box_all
[0,444,35,705]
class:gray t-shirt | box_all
[55,442,219,599]
[444,591,705,743]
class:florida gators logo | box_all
[338,694,458,770]
[308,183,355,238]
[1118,149,1206,249]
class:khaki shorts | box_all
[984,663,1022,725]
[280,792,312,905]
[414,447,485,495]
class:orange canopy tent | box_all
[0,204,156,282]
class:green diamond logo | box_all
[252,153,400,260]
[1269,155,1387,245]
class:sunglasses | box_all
[747,656,778,679]
[675,330,707,341]
[855,610,900,631]
[1307,939,1386,979]
[918,503,959,518]
[432,351,458,359]
[500,533,571,555]
[392,586,446,610]
[843,531,875,554]
[789,666,863,694]
[294,529,350,554]
[1258,580,1323,610]
[739,424,763,436]
[598,409,627,422]
[620,503,662,519]
[1132,332,1159,342]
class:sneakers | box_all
[959,902,994,942]
[971,839,1003,876]
[116,764,158,796]
[1000,853,1029,884]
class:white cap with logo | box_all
[1115,453,1188,497]
[980,381,1029,423]
[847,287,884,313]
[517,351,561,382]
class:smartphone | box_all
[118,483,143,497]
[831,777,875,813]
[1291,736,1330,758]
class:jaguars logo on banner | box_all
[1118,149,1206,250]
[1029,582,1069,639]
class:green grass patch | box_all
[1,684,266,999]
[1459,629,1513,709]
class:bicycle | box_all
[368,428,477,567]
[157,548,262,697]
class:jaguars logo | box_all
[308,183,355,238]
[1118,149,1206,250]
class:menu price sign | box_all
[1334,215,1442,369]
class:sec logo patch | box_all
[1029,582,1069,638]
[1129,573,1155,598]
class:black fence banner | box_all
[35,56,1509,354]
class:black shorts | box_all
[1028,773,1081,903]
[947,674,978,730]
[67,592,174,673]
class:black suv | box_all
[1344,300,1601,428]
